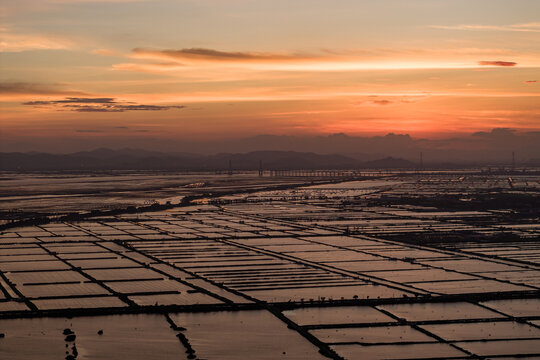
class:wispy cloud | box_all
[370,99,393,106]
[75,127,149,133]
[114,47,539,78]
[524,80,538,83]
[478,61,517,67]
[91,48,123,57]
[354,96,425,107]
[429,23,540,33]
[22,97,185,112]
[75,129,104,133]
[131,47,313,63]
[0,82,87,98]
[24,97,116,104]
[0,28,72,52]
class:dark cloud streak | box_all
[133,47,310,62]
[0,82,87,96]
[355,96,423,107]
[478,60,517,67]
[371,99,392,106]
[22,97,185,113]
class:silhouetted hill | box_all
[212,151,358,170]
[4,130,540,164]
[0,149,416,171]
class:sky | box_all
[1,0,540,152]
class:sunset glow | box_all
[1,0,539,151]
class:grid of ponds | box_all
[223,175,539,240]
[1,175,539,359]
[283,300,540,359]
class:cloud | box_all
[355,99,394,107]
[429,23,540,33]
[478,61,517,67]
[111,104,180,111]
[472,128,516,138]
[70,106,122,112]
[91,48,123,57]
[22,97,185,112]
[0,82,87,96]
[371,99,392,106]
[354,96,424,107]
[24,97,116,104]
[131,47,311,63]
[524,80,538,83]
[75,129,104,133]
[112,46,540,78]
[75,127,149,133]
[0,28,71,52]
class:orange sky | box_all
[1,0,539,151]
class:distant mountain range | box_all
[4,129,539,164]
[0,149,416,171]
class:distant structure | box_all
[420,152,424,170]
[228,160,232,176]
[512,151,515,171]
[258,160,263,177]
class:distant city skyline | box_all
[1,0,539,150]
